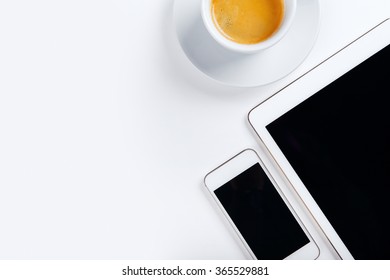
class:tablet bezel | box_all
[248,18,390,260]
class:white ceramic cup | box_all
[201,0,297,54]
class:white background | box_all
[0,0,389,259]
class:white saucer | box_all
[174,0,321,87]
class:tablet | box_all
[248,18,390,260]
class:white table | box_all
[0,0,389,259]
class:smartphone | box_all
[204,149,320,260]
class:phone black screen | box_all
[214,163,310,259]
[266,43,390,259]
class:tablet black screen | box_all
[266,44,390,259]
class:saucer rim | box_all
[174,0,321,88]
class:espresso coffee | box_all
[211,0,284,44]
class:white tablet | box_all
[248,18,390,260]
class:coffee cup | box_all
[201,0,297,54]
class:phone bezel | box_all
[204,149,320,260]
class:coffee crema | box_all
[211,0,284,45]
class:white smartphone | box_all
[204,149,320,260]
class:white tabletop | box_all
[0,0,389,260]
